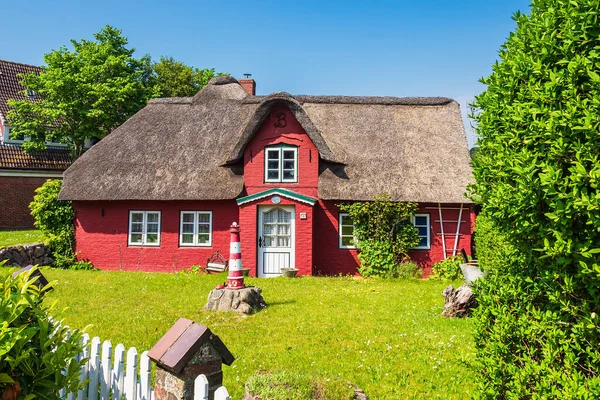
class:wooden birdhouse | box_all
[148,318,234,400]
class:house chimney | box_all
[239,74,256,96]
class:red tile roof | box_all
[0,144,71,171]
[0,60,42,121]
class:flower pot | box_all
[280,267,299,278]
[242,268,251,277]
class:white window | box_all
[180,211,212,246]
[129,211,161,246]
[265,146,298,183]
[412,213,430,249]
[339,213,356,249]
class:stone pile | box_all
[0,243,52,267]
[204,286,266,315]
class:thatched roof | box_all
[60,77,472,203]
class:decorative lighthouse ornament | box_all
[226,222,245,289]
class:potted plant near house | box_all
[280,267,299,278]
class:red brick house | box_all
[0,60,72,229]
[59,76,474,276]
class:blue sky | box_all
[1,0,531,147]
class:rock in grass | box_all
[442,285,477,318]
[204,286,266,315]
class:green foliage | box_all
[29,180,77,269]
[430,256,462,281]
[151,57,227,97]
[245,371,355,400]
[0,267,86,398]
[7,25,152,159]
[470,0,600,396]
[340,193,420,278]
[394,261,423,280]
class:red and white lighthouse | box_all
[226,222,245,289]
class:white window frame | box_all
[411,213,431,250]
[338,212,357,249]
[264,145,298,183]
[128,211,161,246]
[179,211,213,247]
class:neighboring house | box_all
[59,76,474,276]
[0,60,71,230]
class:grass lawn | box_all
[42,270,474,399]
[0,229,45,247]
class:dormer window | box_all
[265,144,298,183]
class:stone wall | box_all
[0,243,52,267]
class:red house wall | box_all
[73,200,238,272]
[243,105,319,198]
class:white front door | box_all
[257,205,295,277]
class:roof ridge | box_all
[0,59,42,70]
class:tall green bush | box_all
[339,193,420,278]
[470,0,600,396]
[29,180,76,269]
[0,267,86,398]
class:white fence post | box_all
[100,341,112,400]
[125,347,138,400]
[112,344,125,400]
[88,337,101,400]
[77,334,90,400]
[214,386,230,400]
[138,351,151,400]
[193,375,209,400]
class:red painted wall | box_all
[73,200,239,272]
[243,105,319,198]
[0,176,52,230]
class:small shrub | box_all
[394,261,423,279]
[245,371,355,400]
[340,193,420,278]
[0,267,87,398]
[430,256,462,281]
[69,260,96,271]
[29,180,76,269]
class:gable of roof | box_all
[59,77,472,203]
[0,60,42,122]
[0,144,71,171]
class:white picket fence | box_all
[60,333,230,400]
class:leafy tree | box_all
[339,193,420,278]
[151,56,226,97]
[7,25,152,158]
[470,0,600,396]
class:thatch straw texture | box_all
[60,77,472,203]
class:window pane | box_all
[147,223,159,233]
[268,160,279,169]
[278,209,291,223]
[131,213,143,222]
[277,236,289,247]
[418,227,428,236]
[147,213,159,223]
[146,234,158,244]
[277,224,290,235]
[198,224,209,234]
[283,150,295,159]
[198,213,210,223]
[415,216,427,226]
[182,223,194,234]
[198,234,210,244]
[267,170,279,180]
[283,160,295,169]
[130,233,142,243]
[342,226,354,236]
[267,150,279,159]
[341,214,353,225]
[181,233,194,244]
[418,237,428,247]
[131,223,143,233]
[283,170,295,180]
[263,236,275,247]
[182,213,195,223]
[263,224,274,234]
[341,236,354,246]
